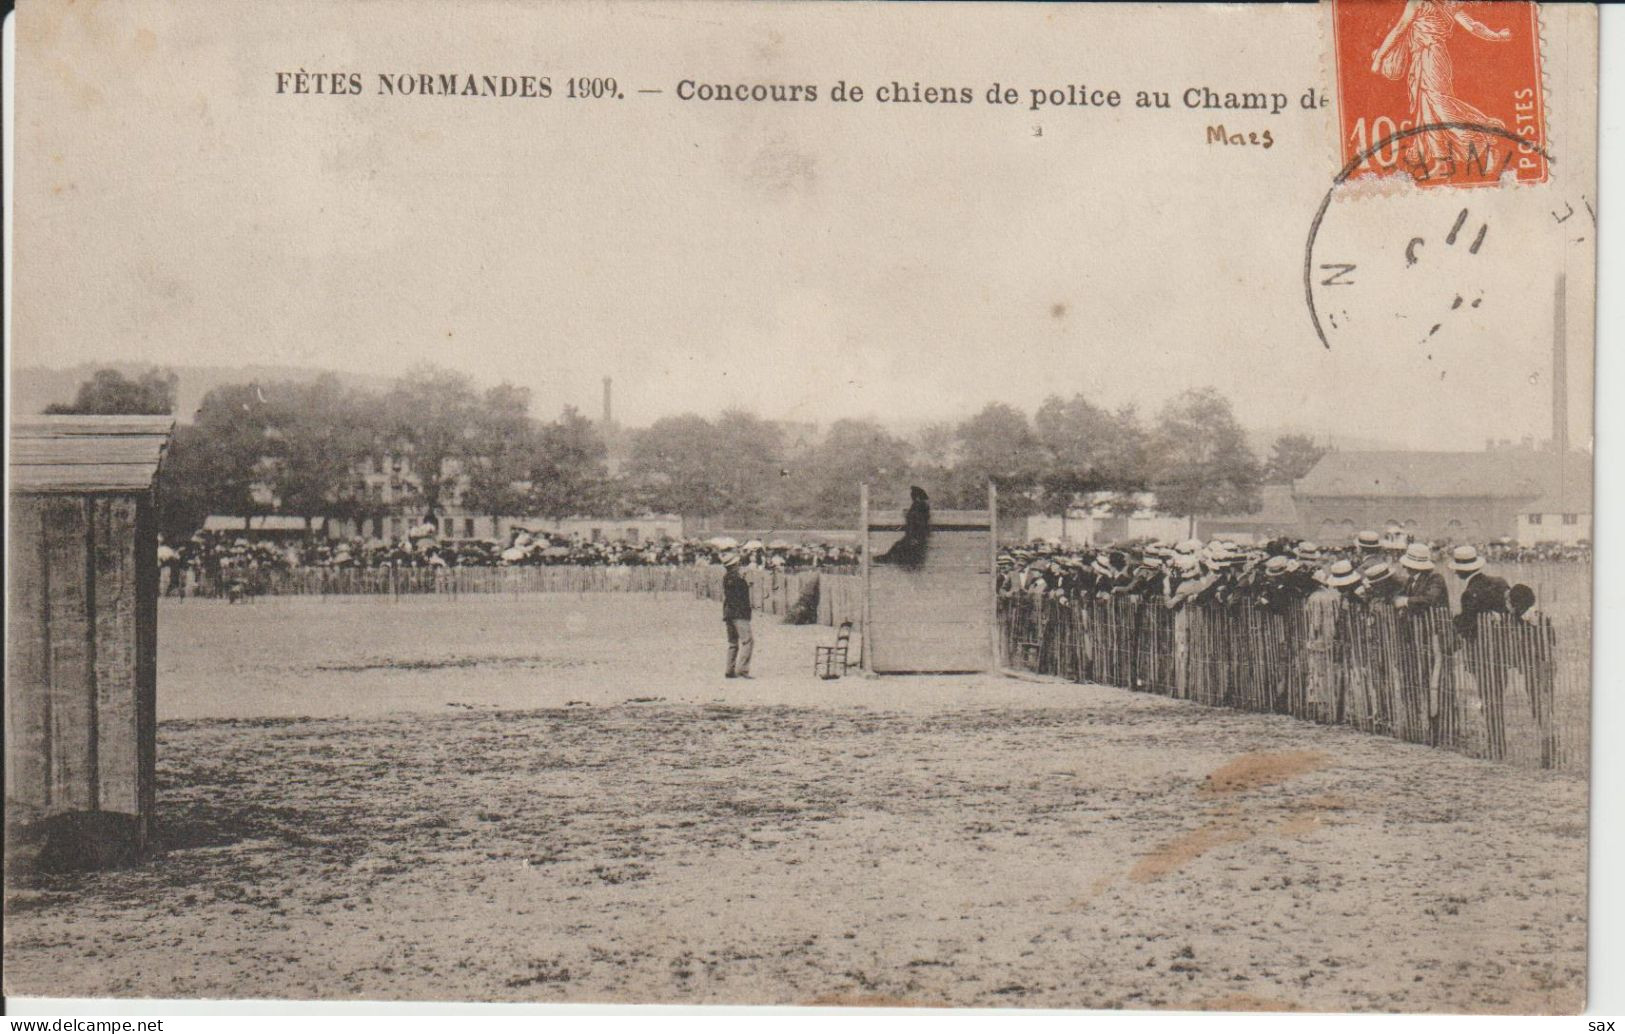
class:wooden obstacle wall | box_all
[860,485,996,673]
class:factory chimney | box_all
[602,376,614,428]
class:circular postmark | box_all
[1303,121,1560,351]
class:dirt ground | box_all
[3,594,1588,1011]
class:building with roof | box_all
[1196,483,1300,544]
[508,514,684,544]
[1024,492,1188,546]
[1292,446,1592,545]
[1514,465,1594,546]
[203,514,329,539]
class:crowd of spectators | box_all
[157,527,861,597]
[998,530,1571,629]
[1479,541,1591,564]
[158,522,1583,605]
[999,532,1583,765]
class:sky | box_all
[11,1,1597,451]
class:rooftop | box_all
[1295,449,1591,504]
[1204,483,1300,526]
[9,415,175,493]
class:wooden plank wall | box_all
[6,497,52,811]
[44,496,95,811]
[864,503,995,673]
[5,492,153,845]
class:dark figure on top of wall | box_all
[874,486,931,569]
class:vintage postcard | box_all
[3,0,1600,1016]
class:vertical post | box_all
[859,483,871,674]
[988,482,999,672]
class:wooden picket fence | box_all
[1001,594,1588,771]
[189,564,709,599]
[194,564,871,625]
[690,568,863,628]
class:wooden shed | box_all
[860,485,997,673]
[7,415,174,865]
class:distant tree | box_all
[1033,394,1150,515]
[713,410,788,524]
[1265,433,1328,483]
[157,424,227,543]
[954,402,1044,515]
[906,422,959,502]
[591,473,643,521]
[528,406,610,520]
[260,376,380,533]
[914,422,957,468]
[187,382,275,514]
[1148,388,1262,535]
[462,384,544,522]
[626,414,728,518]
[46,368,177,415]
[380,366,484,516]
[788,418,914,525]
[624,410,791,522]
[155,382,274,539]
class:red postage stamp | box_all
[1331,0,1547,186]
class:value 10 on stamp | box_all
[1332,0,1547,187]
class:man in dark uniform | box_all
[1354,560,1402,730]
[721,553,754,679]
[1507,584,1557,768]
[1451,545,1511,636]
[1252,555,1295,614]
[1396,544,1449,613]
[1450,545,1511,759]
[1394,542,1451,744]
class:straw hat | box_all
[1448,545,1486,573]
[1326,559,1361,588]
[1361,561,1394,585]
[1294,541,1322,560]
[1263,555,1291,576]
[1400,543,1435,571]
[1355,530,1381,549]
[720,552,741,568]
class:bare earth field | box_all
[3,594,1587,1011]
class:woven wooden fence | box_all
[1001,594,1588,771]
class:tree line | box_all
[46,366,1327,540]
